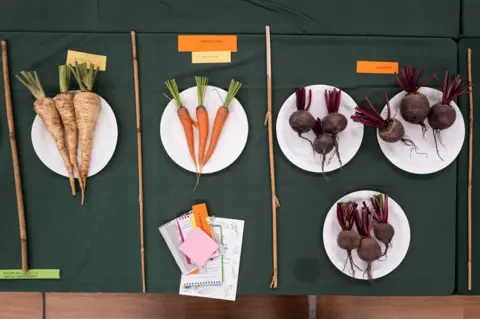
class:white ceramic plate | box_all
[276,84,364,173]
[378,87,465,174]
[31,92,117,178]
[160,85,248,174]
[323,190,410,280]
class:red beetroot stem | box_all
[336,201,357,231]
[395,66,435,93]
[351,95,391,129]
[295,88,313,111]
[312,117,323,136]
[355,205,373,238]
[437,71,471,105]
[324,88,342,114]
[370,194,389,223]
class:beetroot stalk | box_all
[355,205,381,283]
[395,66,435,135]
[351,92,424,156]
[336,201,361,277]
[429,72,471,160]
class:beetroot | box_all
[369,194,394,257]
[336,201,361,277]
[355,205,381,282]
[321,89,346,168]
[429,72,471,160]
[351,92,422,155]
[395,66,434,135]
[289,88,315,146]
[312,118,335,173]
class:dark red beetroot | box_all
[351,92,422,155]
[289,88,315,146]
[355,205,381,283]
[321,89,347,168]
[369,194,395,257]
[336,201,361,277]
[395,66,435,135]
[429,72,471,160]
[312,118,335,173]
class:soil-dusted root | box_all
[369,194,395,257]
[312,118,335,173]
[16,71,76,196]
[194,76,209,188]
[322,88,347,167]
[68,62,101,205]
[351,92,424,156]
[355,205,381,283]
[289,88,315,147]
[336,201,361,277]
[429,71,471,160]
[55,65,84,195]
[395,66,435,135]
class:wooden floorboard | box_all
[0,292,42,319]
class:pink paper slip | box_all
[179,228,219,267]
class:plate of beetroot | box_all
[323,190,410,281]
[276,84,364,173]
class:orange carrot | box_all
[165,79,197,172]
[202,80,242,166]
[195,76,209,187]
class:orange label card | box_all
[192,203,213,238]
[178,35,237,52]
[356,61,398,74]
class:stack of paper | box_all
[158,203,245,301]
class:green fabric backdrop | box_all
[0,0,460,37]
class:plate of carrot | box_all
[160,78,248,175]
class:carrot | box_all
[55,65,84,195]
[202,79,242,166]
[68,62,100,205]
[194,76,209,187]
[165,79,198,175]
[16,71,76,195]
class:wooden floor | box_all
[0,293,479,319]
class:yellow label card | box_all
[0,269,60,279]
[192,51,231,64]
[66,50,107,71]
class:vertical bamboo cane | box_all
[2,40,29,273]
[131,31,146,293]
[265,26,280,289]
[468,48,473,291]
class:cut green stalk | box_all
[223,79,242,108]
[68,61,99,92]
[165,79,182,108]
[15,71,46,100]
[195,76,208,106]
[59,65,71,93]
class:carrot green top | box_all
[165,79,182,108]
[68,62,99,92]
[223,79,242,108]
[15,71,46,100]
[58,65,70,93]
[195,76,208,106]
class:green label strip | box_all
[0,269,60,279]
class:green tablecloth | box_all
[462,1,480,37]
[0,32,459,294]
[0,0,460,37]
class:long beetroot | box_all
[351,92,422,155]
[355,205,381,282]
[289,88,315,146]
[322,89,346,167]
[336,201,361,277]
[429,72,471,160]
[395,66,434,134]
[369,194,394,257]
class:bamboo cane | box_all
[468,48,473,291]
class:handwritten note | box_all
[0,269,60,279]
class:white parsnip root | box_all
[16,71,76,195]
[68,62,100,205]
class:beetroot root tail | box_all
[401,138,427,158]
[432,129,445,161]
